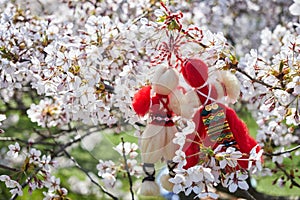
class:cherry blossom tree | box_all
[0,0,299,199]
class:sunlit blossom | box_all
[215,147,242,169]
[248,145,264,172]
[169,173,185,194]
[224,171,249,193]
[7,142,20,158]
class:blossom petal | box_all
[229,183,238,193]
[238,181,249,190]
[289,3,300,16]
[173,184,183,194]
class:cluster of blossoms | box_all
[171,122,263,199]
[168,0,298,55]
[27,98,66,127]
[0,1,155,127]
[1,142,66,199]
[0,0,299,199]
[237,22,300,156]
[0,175,23,197]
[97,142,142,188]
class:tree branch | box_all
[0,163,20,172]
[275,161,300,189]
[0,136,57,146]
[8,125,112,200]
[233,64,282,90]
[121,137,135,200]
[63,149,118,200]
[264,145,300,157]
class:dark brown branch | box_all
[233,64,282,90]
[275,162,300,189]
[264,145,300,157]
[121,137,135,200]
[0,136,57,146]
[0,164,20,172]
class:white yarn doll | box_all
[132,65,199,196]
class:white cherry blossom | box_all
[289,0,300,16]
[272,147,291,164]
[197,191,219,199]
[96,160,117,177]
[169,173,186,194]
[102,173,116,188]
[248,145,264,172]
[44,176,61,192]
[215,147,242,169]
[29,148,41,163]
[7,142,20,158]
[113,142,139,159]
[224,171,249,193]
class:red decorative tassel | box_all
[226,107,260,168]
[183,135,200,169]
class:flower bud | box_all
[215,153,224,161]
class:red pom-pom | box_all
[132,85,151,116]
[182,59,208,88]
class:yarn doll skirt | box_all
[140,124,179,163]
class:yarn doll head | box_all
[181,58,218,105]
[132,65,179,117]
[152,65,179,95]
[181,58,240,104]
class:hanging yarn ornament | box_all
[132,65,181,196]
[181,58,261,170]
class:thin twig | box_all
[121,137,135,200]
[275,161,300,189]
[63,149,118,200]
[36,0,46,13]
[8,126,109,200]
[264,145,300,157]
[244,189,257,200]
[0,164,20,172]
[233,65,282,90]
